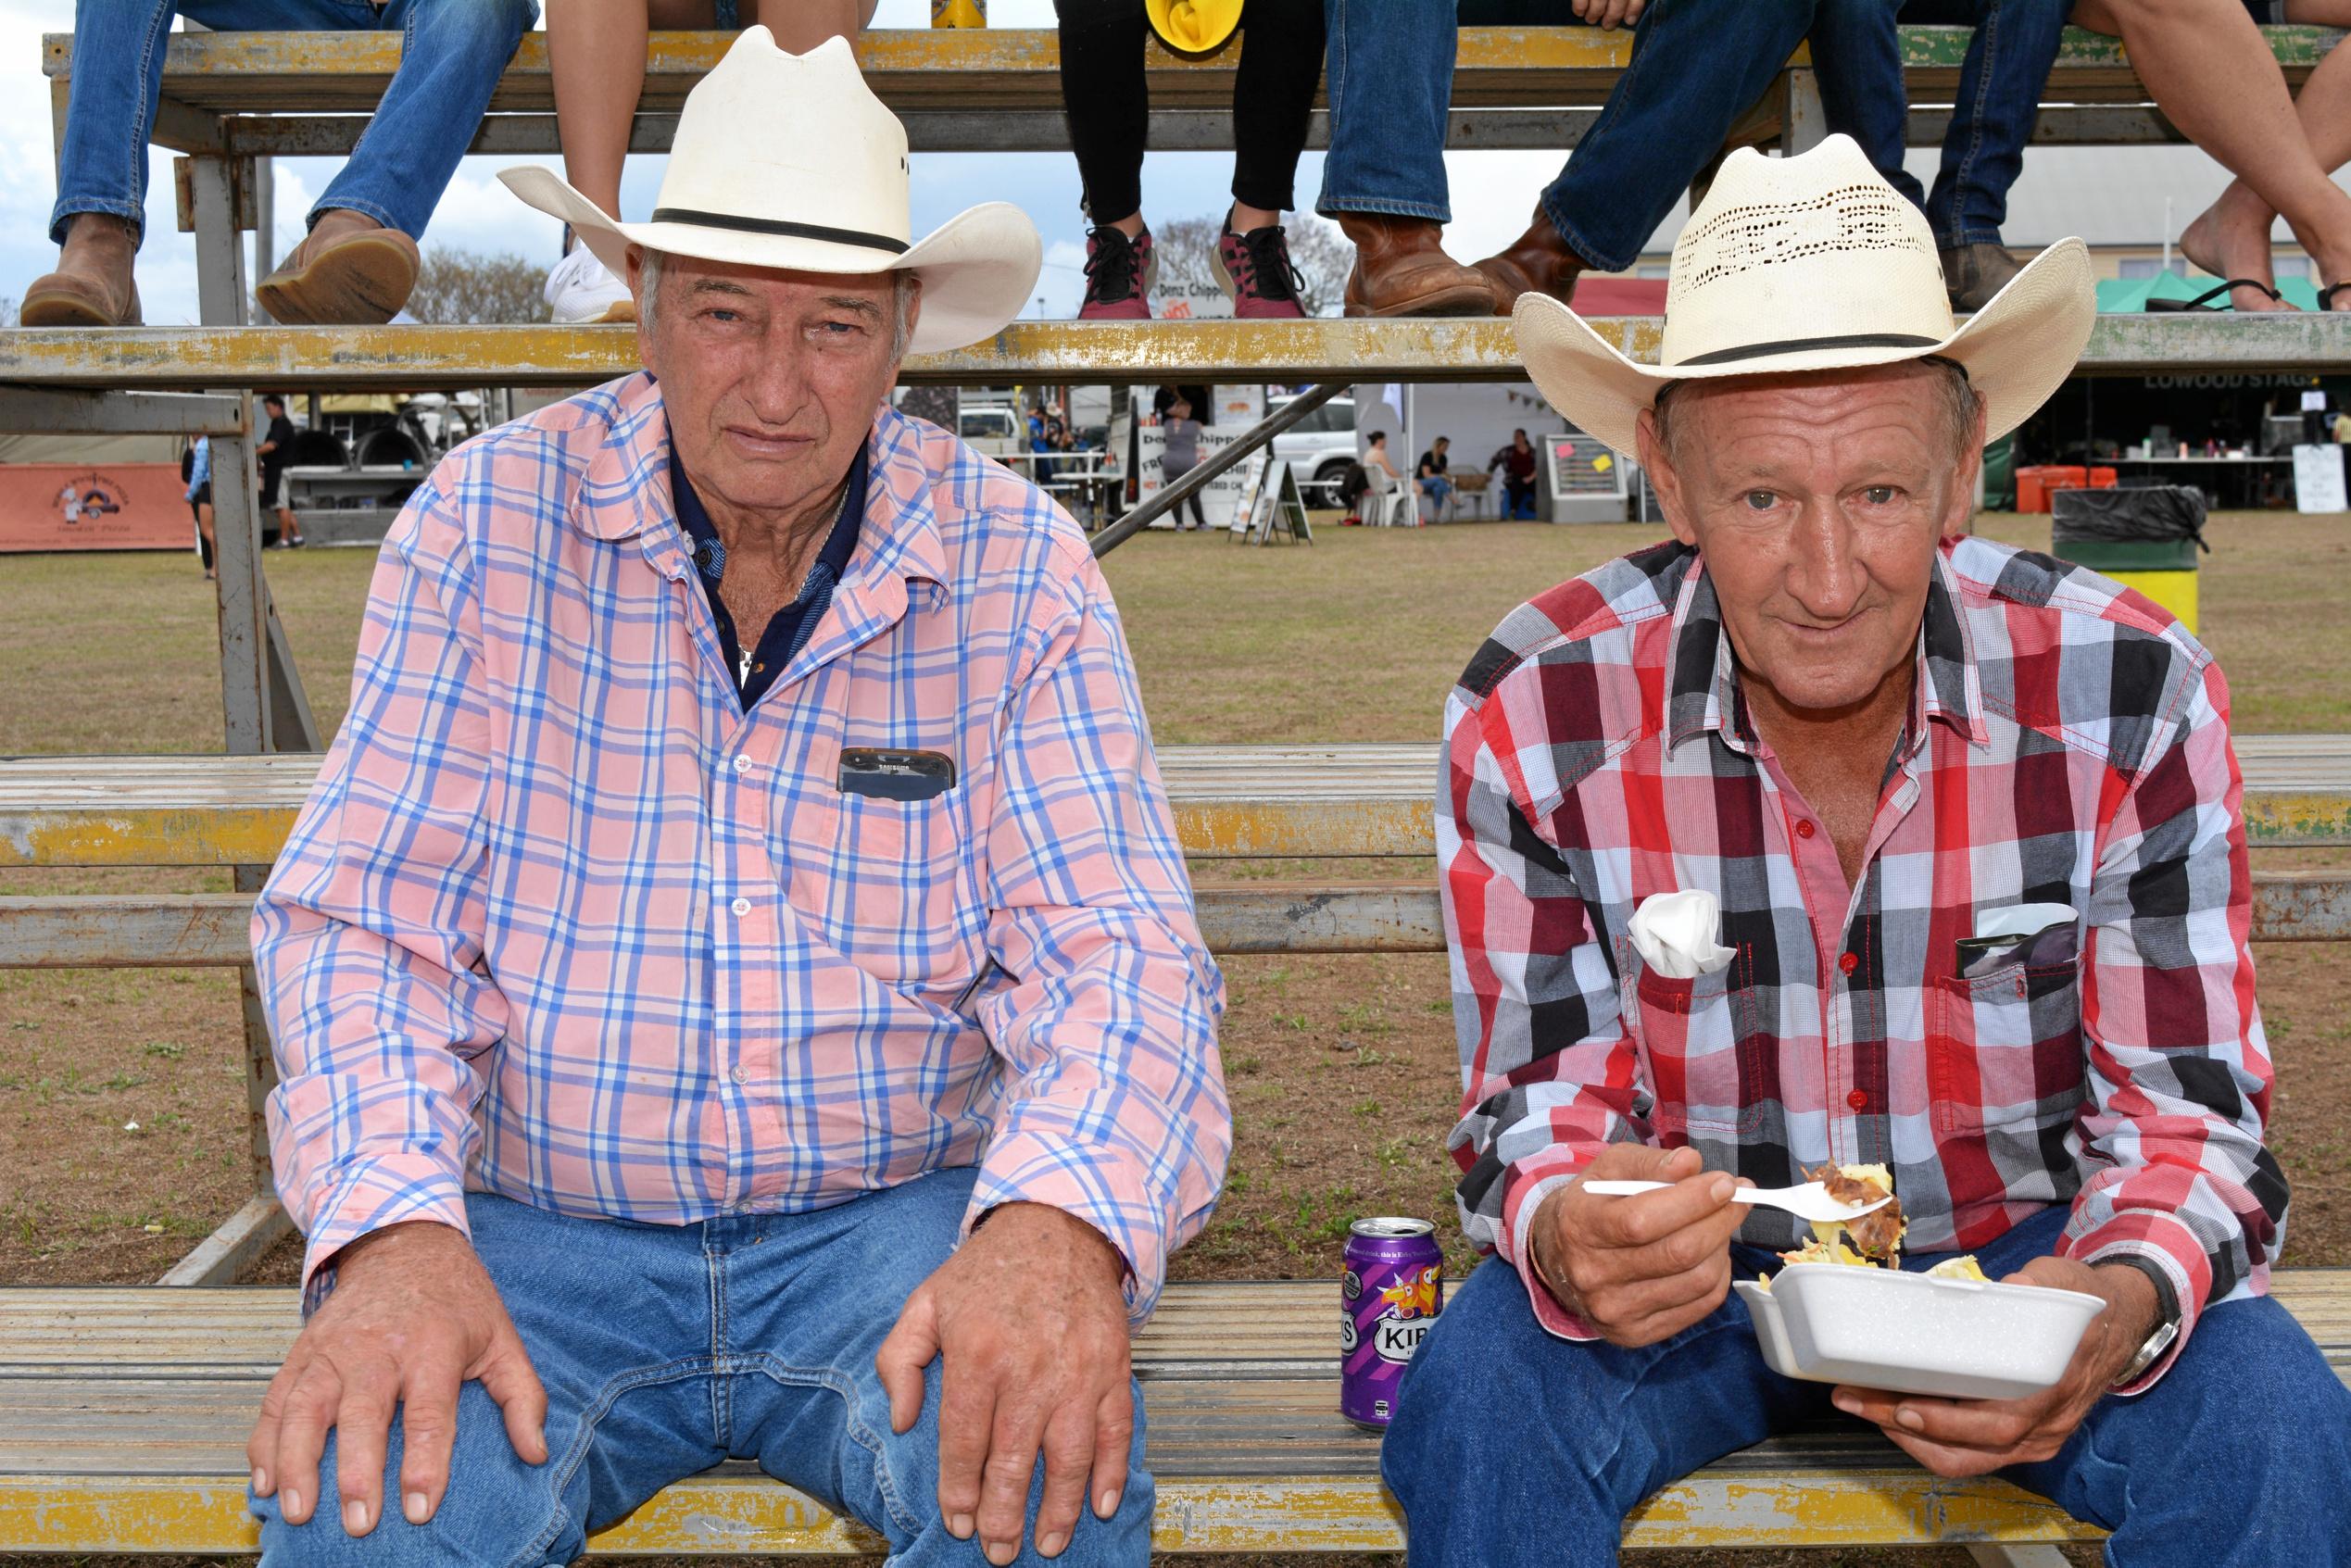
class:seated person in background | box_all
[1363,429,1402,492]
[1315,0,1495,316]
[1388,137,2350,1562]
[1058,0,1322,320]
[28,0,536,327]
[245,33,1227,1563]
[1488,427,1540,519]
[1417,436,1453,514]
[542,0,876,321]
[2067,0,2351,312]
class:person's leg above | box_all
[1218,0,1323,318]
[1807,0,1923,203]
[252,1195,727,1566]
[1318,0,1493,316]
[1057,0,1157,320]
[2074,0,2351,308]
[1478,0,1819,311]
[1383,1250,1827,1568]
[251,0,537,324]
[545,0,702,323]
[726,1168,1156,1565]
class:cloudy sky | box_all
[0,0,1578,324]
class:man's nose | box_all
[740,337,811,423]
[1785,503,1865,621]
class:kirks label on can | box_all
[1341,1216,1444,1429]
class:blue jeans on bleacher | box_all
[1317,0,1458,221]
[1382,1202,2351,1567]
[49,0,536,248]
[249,1167,1154,1566]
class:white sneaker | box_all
[544,244,635,324]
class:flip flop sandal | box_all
[2320,282,2351,311]
[2146,278,2282,312]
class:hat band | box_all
[1677,332,1942,369]
[649,207,910,257]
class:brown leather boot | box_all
[1940,242,2022,313]
[1474,205,1589,314]
[1335,213,1496,318]
[21,214,142,328]
[256,210,421,325]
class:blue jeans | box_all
[1317,0,1457,221]
[1539,0,1912,272]
[50,0,536,248]
[1382,1204,2351,1567]
[250,1170,1155,1566]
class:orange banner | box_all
[0,462,195,553]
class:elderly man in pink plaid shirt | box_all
[241,35,1227,1568]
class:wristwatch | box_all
[2102,1255,2181,1386]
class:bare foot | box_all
[2179,193,2293,311]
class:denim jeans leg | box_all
[1315,0,1457,221]
[1539,0,1818,271]
[1913,0,2070,246]
[251,1195,727,1567]
[723,1168,1156,1566]
[1380,1252,1827,1568]
[1806,0,1925,207]
[311,0,539,238]
[48,0,183,245]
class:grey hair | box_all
[1648,356,1984,466]
[635,245,921,358]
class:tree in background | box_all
[1151,214,1353,318]
[404,248,553,325]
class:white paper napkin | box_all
[1629,889,1736,979]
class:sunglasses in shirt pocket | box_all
[1627,950,1771,1141]
[811,748,974,987]
[1928,929,2086,1138]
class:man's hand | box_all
[1529,1145,1747,1348]
[1572,0,1647,29]
[876,1202,1133,1564]
[247,1222,547,1537]
[1831,1256,2162,1476]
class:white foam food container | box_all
[1731,1263,2107,1401]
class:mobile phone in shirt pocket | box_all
[1629,957,1770,1139]
[1929,947,2086,1137]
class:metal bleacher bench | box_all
[3,743,2348,1556]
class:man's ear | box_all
[1635,406,1700,548]
[1942,402,1990,541]
[626,246,657,372]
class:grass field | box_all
[3,514,2348,1568]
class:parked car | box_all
[956,404,1024,458]
[1269,395,1357,504]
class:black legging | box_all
[1162,460,1209,527]
[1053,0,1325,222]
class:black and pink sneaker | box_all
[1079,225,1155,320]
[1214,222,1308,320]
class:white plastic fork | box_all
[1579,1179,1893,1225]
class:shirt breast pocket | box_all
[813,789,975,987]
[1628,955,1768,1140]
[1929,957,2087,1136]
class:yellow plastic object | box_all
[2107,569,2198,635]
[1147,0,1244,53]
[929,0,986,25]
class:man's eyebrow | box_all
[818,295,886,320]
[686,279,753,298]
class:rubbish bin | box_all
[2050,484,2207,633]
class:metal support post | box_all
[1781,67,1829,155]
[254,157,277,282]
[182,154,251,327]
[1089,383,1342,558]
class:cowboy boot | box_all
[1940,242,2022,314]
[1335,214,1496,318]
[21,214,143,328]
[1473,204,1589,314]
[256,209,421,326]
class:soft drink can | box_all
[1340,1217,1444,1429]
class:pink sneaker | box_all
[1078,225,1155,320]
[1214,223,1308,320]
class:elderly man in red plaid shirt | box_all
[1383,137,2351,1567]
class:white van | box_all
[1269,395,1357,504]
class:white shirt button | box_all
[733,753,752,773]
[730,896,752,917]
[731,1065,749,1085]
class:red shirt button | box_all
[1839,951,1859,975]
[1847,1088,1869,1110]
[1794,819,1817,839]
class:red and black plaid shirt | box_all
[1440,535,2284,1386]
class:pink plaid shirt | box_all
[253,374,1230,1323]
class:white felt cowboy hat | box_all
[501,29,1040,355]
[1513,134,2094,456]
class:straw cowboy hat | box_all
[501,30,1040,355]
[1148,0,1244,53]
[1514,134,2094,456]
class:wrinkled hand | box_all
[1529,1145,1747,1348]
[1572,0,1647,29]
[247,1222,547,1537]
[876,1202,1134,1563]
[1831,1256,2160,1476]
